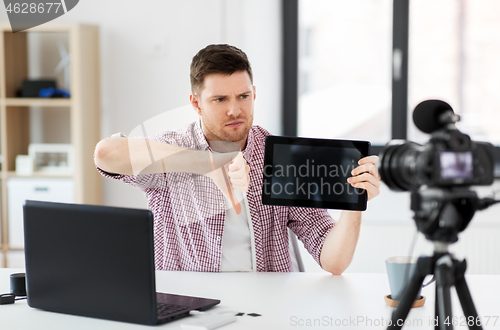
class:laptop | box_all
[23,200,220,325]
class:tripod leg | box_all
[454,260,483,330]
[388,257,430,330]
[435,284,439,330]
[435,255,454,330]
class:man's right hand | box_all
[205,152,250,210]
[227,152,250,193]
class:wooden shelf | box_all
[0,23,102,267]
[3,247,24,252]
[0,22,81,33]
[3,171,73,179]
[2,98,71,107]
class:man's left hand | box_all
[347,155,381,201]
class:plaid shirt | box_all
[98,121,335,272]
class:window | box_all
[283,0,499,175]
[408,0,500,145]
[297,0,392,145]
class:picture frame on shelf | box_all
[28,144,74,174]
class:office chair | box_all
[288,228,305,272]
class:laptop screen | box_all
[23,201,158,325]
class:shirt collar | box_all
[242,126,255,165]
[193,120,211,151]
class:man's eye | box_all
[215,98,224,102]
[240,95,249,99]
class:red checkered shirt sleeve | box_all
[96,165,161,192]
[95,128,191,191]
[287,207,336,266]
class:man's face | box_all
[190,71,256,150]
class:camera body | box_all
[379,100,495,192]
[429,130,494,186]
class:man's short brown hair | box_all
[190,44,253,94]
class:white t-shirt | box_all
[220,191,256,272]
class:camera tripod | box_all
[386,187,499,330]
[387,243,481,330]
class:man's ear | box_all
[253,86,256,100]
[190,93,202,115]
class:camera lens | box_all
[378,140,423,192]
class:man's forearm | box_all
[319,210,362,275]
[94,137,236,175]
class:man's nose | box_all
[227,100,241,118]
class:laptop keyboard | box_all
[156,303,191,319]
[156,292,220,311]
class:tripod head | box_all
[410,186,499,243]
[411,187,476,243]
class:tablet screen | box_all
[262,136,370,210]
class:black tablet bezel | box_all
[262,136,371,211]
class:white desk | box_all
[0,268,498,329]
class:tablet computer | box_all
[262,136,371,211]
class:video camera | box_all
[380,100,500,330]
[378,99,495,192]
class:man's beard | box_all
[202,116,252,143]
[219,125,250,142]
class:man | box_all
[94,44,381,274]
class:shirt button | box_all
[219,202,224,208]
[216,236,221,242]
[213,263,218,268]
